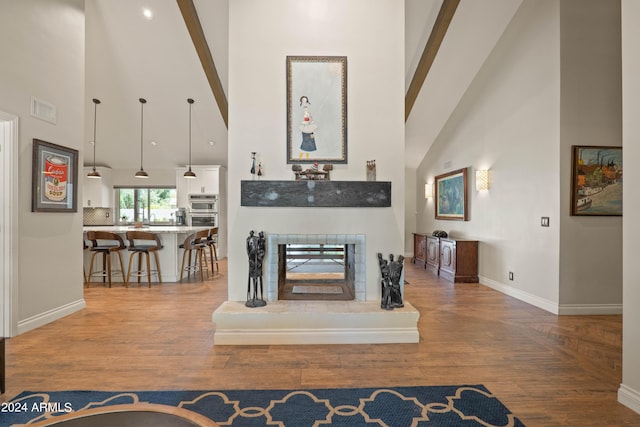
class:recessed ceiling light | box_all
[208,140,216,146]
[142,8,153,20]
[150,140,157,146]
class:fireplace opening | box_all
[278,243,355,300]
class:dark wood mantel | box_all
[241,180,391,207]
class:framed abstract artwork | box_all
[31,138,79,212]
[435,168,468,221]
[570,145,622,216]
[286,56,347,164]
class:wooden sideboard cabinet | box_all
[439,238,479,283]
[412,233,427,268]
[412,233,479,283]
[425,235,440,275]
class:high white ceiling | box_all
[84,0,522,171]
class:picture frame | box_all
[31,138,79,212]
[435,168,468,221]
[286,56,347,164]
[570,145,622,216]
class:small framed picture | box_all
[32,139,79,212]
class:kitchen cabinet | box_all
[176,166,224,208]
[82,167,113,208]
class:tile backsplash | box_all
[83,207,114,226]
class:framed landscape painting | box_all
[31,138,79,212]
[570,145,622,216]
[286,55,347,164]
[435,168,468,221]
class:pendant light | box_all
[135,98,149,178]
[184,98,196,179]
[87,98,102,178]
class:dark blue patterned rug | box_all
[4,385,525,426]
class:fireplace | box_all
[278,243,356,300]
[265,234,366,301]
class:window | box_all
[115,187,177,225]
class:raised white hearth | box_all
[212,233,420,345]
[212,300,420,345]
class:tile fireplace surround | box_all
[212,234,420,345]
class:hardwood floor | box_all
[2,259,640,426]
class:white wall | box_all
[620,0,640,414]
[416,0,561,310]
[227,0,405,301]
[0,0,85,333]
[558,0,622,309]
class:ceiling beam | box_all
[177,0,228,128]
[405,0,460,121]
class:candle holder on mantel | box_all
[366,160,376,181]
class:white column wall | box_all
[227,0,405,302]
[619,0,640,415]
[0,0,86,334]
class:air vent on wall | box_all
[30,96,57,124]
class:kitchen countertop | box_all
[82,225,209,234]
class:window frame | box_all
[114,186,176,225]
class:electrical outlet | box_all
[509,271,514,281]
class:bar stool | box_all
[179,229,209,281]
[125,231,163,287]
[86,231,127,287]
[206,227,219,273]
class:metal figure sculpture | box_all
[246,230,267,307]
[378,253,405,310]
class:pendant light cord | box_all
[93,100,97,170]
[140,98,145,170]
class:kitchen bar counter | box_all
[83,226,211,283]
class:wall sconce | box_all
[476,169,490,191]
[424,183,433,199]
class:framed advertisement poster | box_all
[435,168,468,221]
[31,138,79,212]
[286,56,347,164]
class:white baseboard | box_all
[558,303,622,315]
[480,276,558,314]
[479,277,623,315]
[17,299,86,335]
[619,384,640,415]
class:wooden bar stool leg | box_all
[145,252,151,287]
[106,252,112,288]
[136,252,142,284]
[153,251,162,283]
[87,252,99,287]
[126,252,135,287]
[180,248,189,281]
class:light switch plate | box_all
[541,217,550,227]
